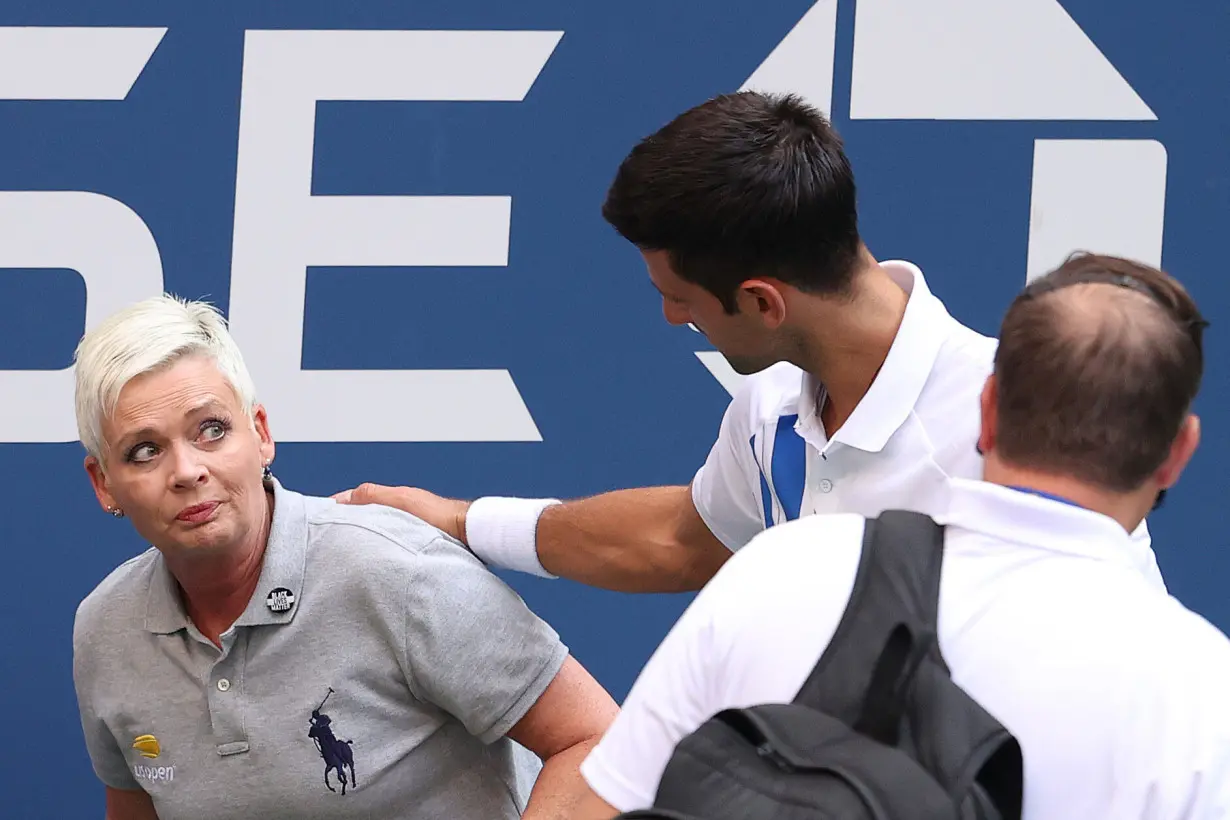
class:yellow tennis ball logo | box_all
[132,735,161,759]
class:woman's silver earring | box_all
[262,460,273,483]
[108,507,125,518]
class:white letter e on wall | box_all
[228,29,562,442]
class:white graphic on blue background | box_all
[696,0,1166,396]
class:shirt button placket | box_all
[210,632,250,756]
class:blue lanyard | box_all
[1006,485,1084,509]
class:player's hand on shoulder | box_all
[333,483,469,544]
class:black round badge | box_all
[266,587,296,613]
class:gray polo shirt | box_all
[72,479,569,820]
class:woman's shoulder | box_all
[297,496,491,616]
[301,495,470,567]
[73,548,162,644]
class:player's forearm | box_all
[521,737,603,820]
[535,486,730,593]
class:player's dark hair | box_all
[602,91,861,313]
[994,252,1207,493]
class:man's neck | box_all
[983,458,1149,534]
[166,494,274,646]
[793,259,909,437]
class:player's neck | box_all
[795,260,909,437]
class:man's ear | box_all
[976,374,998,456]
[738,280,788,330]
[1155,413,1201,490]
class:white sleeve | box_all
[578,568,736,811]
[1106,644,1230,820]
[579,515,866,813]
[1158,744,1230,820]
[690,385,768,552]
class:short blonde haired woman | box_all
[71,295,616,820]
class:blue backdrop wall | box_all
[1,2,1226,815]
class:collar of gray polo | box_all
[143,477,308,635]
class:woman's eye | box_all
[128,444,157,463]
[201,421,228,441]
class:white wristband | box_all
[464,496,561,579]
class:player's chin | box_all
[725,355,776,376]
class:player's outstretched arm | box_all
[334,483,731,593]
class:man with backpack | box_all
[571,254,1230,819]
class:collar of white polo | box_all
[795,260,952,453]
[939,478,1153,577]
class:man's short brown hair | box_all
[601,91,862,313]
[993,252,1207,492]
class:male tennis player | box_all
[335,91,1163,594]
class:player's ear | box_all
[739,280,787,329]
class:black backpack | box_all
[613,510,1024,820]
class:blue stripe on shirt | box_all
[771,414,806,522]
[749,433,775,529]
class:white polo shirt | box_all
[581,479,1230,818]
[690,260,1164,587]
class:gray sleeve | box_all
[73,605,142,791]
[403,537,569,744]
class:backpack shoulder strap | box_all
[791,510,947,721]
[860,509,947,634]
[792,511,1025,818]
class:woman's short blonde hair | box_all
[73,294,258,462]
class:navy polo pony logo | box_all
[308,688,357,794]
